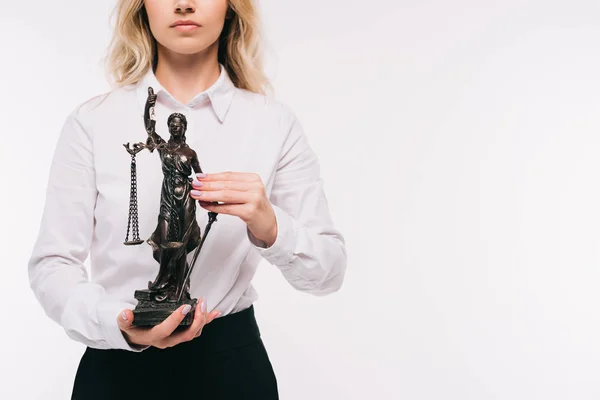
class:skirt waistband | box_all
[167,304,261,356]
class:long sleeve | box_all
[247,107,347,295]
[28,106,141,351]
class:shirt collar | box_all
[135,63,236,123]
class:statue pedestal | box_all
[132,289,197,327]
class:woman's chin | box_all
[160,40,215,57]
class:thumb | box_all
[117,309,134,331]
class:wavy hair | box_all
[104,0,269,94]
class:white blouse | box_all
[27,65,347,351]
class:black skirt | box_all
[71,305,279,399]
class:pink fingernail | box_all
[190,190,202,197]
[182,304,192,315]
[196,173,206,179]
[121,311,127,320]
[201,298,207,313]
[192,181,203,187]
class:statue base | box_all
[132,289,197,328]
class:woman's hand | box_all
[117,298,220,349]
[190,172,278,247]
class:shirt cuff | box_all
[247,204,296,266]
[97,300,149,352]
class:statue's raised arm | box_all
[144,87,165,152]
[123,87,167,156]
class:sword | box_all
[177,210,219,303]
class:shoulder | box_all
[67,86,134,127]
[233,88,298,131]
[185,145,198,156]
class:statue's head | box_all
[167,113,187,139]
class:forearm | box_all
[248,204,347,295]
[29,108,142,352]
[29,253,136,350]
[254,107,346,294]
[146,122,158,139]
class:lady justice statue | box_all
[123,87,218,327]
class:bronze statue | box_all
[123,87,218,327]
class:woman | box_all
[28,1,347,399]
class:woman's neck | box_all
[154,43,221,105]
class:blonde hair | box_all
[104,0,269,94]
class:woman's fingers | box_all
[117,309,134,331]
[117,301,220,349]
[116,309,140,346]
[147,304,192,345]
[192,309,221,338]
[177,300,206,342]
[190,189,252,203]
[206,309,221,324]
[191,179,261,192]
[197,171,261,183]
[157,299,207,347]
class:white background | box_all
[2,0,600,398]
